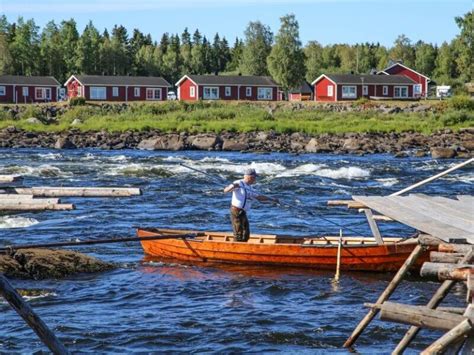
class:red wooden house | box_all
[176,75,279,101]
[378,62,430,98]
[289,81,313,101]
[64,75,171,101]
[312,74,417,102]
[0,75,60,104]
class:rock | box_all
[137,135,184,151]
[71,118,82,126]
[343,138,362,151]
[0,248,115,280]
[222,138,248,151]
[461,140,474,151]
[430,147,457,159]
[54,137,76,149]
[394,152,408,158]
[414,150,427,157]
[191,134,218,150]
[305,138,329,153]
[25,117,42,124]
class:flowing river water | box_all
[0,148,472,353]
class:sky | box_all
[0,0,471,46]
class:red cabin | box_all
[378,62,430,98]
[176,75,279,101]
[0,75,60,104]
[64,75,171,102]
[312,74,417,102]
[289,81,314,101]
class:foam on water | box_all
[0,216,39,229]
[275,164,326,178]
[0,164,72,178]
[106,163,173,178]
[37,153,63,160]
[375,177,399,187]
[315,166,370,179]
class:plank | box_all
[412,194,472,221]
[0,175,22,183]
[363,208,384,245]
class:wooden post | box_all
[334,229,342,282]
[343,244,424,348]
[393,250,473,354]
[421,319,473,355]
[0,274,69,354]
[362,208,383,245]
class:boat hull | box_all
[137,228,427,272]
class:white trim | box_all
[327,85,333,97]
[362,85,368,96]
[393,86,409,98]
[203,86,219,100]
[377,71,390,75]
[341,85,357,99]
[22,87,29,96]
[383,86,388,95]
[381,62,430,80]
[176,75,198,87]
[90,86,107,100]
[311,74,337,86]
[190,86,195,98]
[225,86,231,97]
[112,87,119,97]
[134,87,140,97]
[64,75,82,87]
[246,87,252,97]
[0,86,5,96]
[146,87,162,100]
[257,87,272,100]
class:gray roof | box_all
[73,75,171,87]
[290,81,313,94]
[186,75,278,86]
[324,74,416,85]
[0,75,60,86]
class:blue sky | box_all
[1,0,471,46]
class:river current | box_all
[0,149,472,353]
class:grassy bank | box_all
[0,98,473,134]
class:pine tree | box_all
[110,25,130,75]
[434,41,455,83]
[59,19,79,76]
[76,21,101,75]
[304,41,323,82]
[390,34,415,68]
[9,17,40,75]
[453,12,473,81]
[162,34,182,83]
[414,41,437,77]
[239,21,273,75]
[0,33,13,74]
[226,38,243,72]
[191,30,205,74]
[180,28,193,73]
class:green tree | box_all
[99,29,114,75]
[0,33,13,74]
[267,14,305,91]
[414,41,436,77]
[434,41,455,82]
[135,45,159,75]
[9,17,40,75]
[453,11,473,81]
[239,21,273,75]
[39,21,65,81]
[180,28,193,73]
[110,25,130,75]
[162,34,182,83]
[304,41,323,82]
[59,19,79,76]
[226,37,243,72]
[191,30,205,74]
[76,21,102,75]
[389,34,415,68]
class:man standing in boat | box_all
[223,168,278,242]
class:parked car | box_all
[167,90,177,100]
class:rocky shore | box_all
[0,126,473,158]
[0,248,115,279]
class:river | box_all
[0,149,472,353]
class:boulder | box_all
[71,118,82,126]
[0,248,115,280]
[222,138,248,151]
[191,134,218,150]
[137,135,184,151]
[54,137,76,149]
[342,137,362,151]
[25,117,42,124]
[430,147,457,159]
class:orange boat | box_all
[137,228,428,272]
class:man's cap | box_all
[244,168,258,177]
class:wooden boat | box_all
[137,228,429,272]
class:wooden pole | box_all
[3,187,142,197]
[0,274,69,354]
[393,250,473,354]
[390,158,473,197]
[0,203,74,211]
[343,244,424,348]
[334,229,342,282]
[421,319,473,355]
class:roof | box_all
[312,74,416,85]
[380,62,430,80]
[0,75,60,86]
[176,75,278,87]
[66,75,171,87]
[353,194,474,244]
[290,81,313,94]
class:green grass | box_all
[0,100,472,134]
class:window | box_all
[363,85,368,96]
[90,86,106,100]
[383,86,388,95]
[225,86,231,97]
[77,86,82,96]
[257,87,272,100]
[394,86,408,98]
[134,87,140,97]
[190,86,195,98]
[146,88,161,100]
[246,87,252,97]
[22,87,29,96]
[327,85,333,97]
[0,86,5,96]
[414,84,422,95]
[44,88,51,100]
[341,86,357,99]
[203,87,219,100]
[112,87,119,97]
[35,88,44,99]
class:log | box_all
[430,252,464,263]
[438,244,474,254]
[0,198,61,204]
[6,187,142,197]
[0,203,74,211]
[373,301,466,331]
[420,262,474,281]
[468,272,474,303]
[418,234,444,246]
[327,200,366,209]
[0,194,34,200]
[0,274,69,354]
[0,175,22,183]
[421,319,473,354]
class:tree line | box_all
[0,12,471,91]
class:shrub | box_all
[448,95,474,111]
[19,105,44,120]
[69,97,86,106]
[440,110,474,126]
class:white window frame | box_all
[22,87,29,96]
[203,86,219,100]
[414,84,422,95]
[77,86,82,97]
[327,85,333,97]
[394,86,408,98]
[44,88,51,100]
[225,86,231,97]
[383,86,388,96]
[0,86,5,96]
[35,87,44,99]
[246,87,252,97]
[362,85,368,96]
[112,87,119,97]
[190,86,195,98]
[257,87,272,100]
[146,88,162,100]
[341,85,357,99]
[134,87,140,97]
[90,86,107,100]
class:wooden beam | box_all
[420,262,474,281]
[0,175,22,183]
[327,200,366,209]
[4,187,142,197]
[0,197,61,204]
[0,203,74,211]
[421,319,473,354]
[343,244,424,348]
[362,209,383,245]
[430,252,464,263]
[0,274,70,354]
[438,244,473,254]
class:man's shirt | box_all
[230,179,260,212]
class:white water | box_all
[0,216,39,229]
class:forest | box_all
[0,12,472,91]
